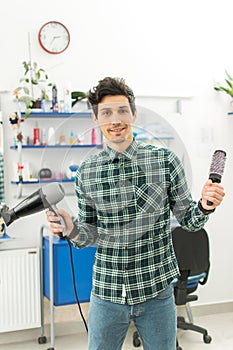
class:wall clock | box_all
[38,21,70,54]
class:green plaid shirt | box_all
[73,140,208,305]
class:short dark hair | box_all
[87,77,136,118]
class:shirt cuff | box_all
[68,224,79,240]
[198,199,215,215]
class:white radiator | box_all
[0,248,41,332]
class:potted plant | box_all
[71,91,90,109]
[14,61,52,118]
[214,70,233,97]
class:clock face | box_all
[38,21,70,54]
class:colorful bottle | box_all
[91,128,97,145]
[48,127,56,145]
[41,128,47,146]
[52,84,58,112]
[70,131,75,145]
[33,121,40,145]
[64,88,72,113]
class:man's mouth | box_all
[109,127,125,133]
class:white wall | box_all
[0,0,233,306]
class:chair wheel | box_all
[203,334,212,344]
[38,336,47,344]
[133,331,141,347]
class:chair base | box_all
[132,331,141,347]
[177,316,212,347]
[132,317,212,348]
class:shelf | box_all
[11,179,75,185]
[10,144,102,149]
[136,136,174,140]
[21,111,92,118]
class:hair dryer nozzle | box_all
[1,182,65,227]
[41,182,65,206]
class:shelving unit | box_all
[10,144,100,149]
[21,111,92,118]
[10,112,102,191]
[10,111,176,193]
[11,179,74,184]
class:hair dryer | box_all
[1,182,65,226]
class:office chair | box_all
[172,226,212,350]
[132,226,212,349]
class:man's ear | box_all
[132,110,137,123]
[92,112,98,124]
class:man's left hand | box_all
[201,179,225,210]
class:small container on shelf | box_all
[48,127,56,145]
[91,128,97,145]
[69,131,75,145]
[33,122,40,145]
[52,84,59,112]
[68,162,79,180]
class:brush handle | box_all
[207,177,220,206]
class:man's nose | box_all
[109,112,122,123]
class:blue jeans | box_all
[88,284,176,350]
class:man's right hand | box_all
[46,209,74,237]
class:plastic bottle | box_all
[52,84,58,112]
[33,121,40,145]
[41,128,47,146]
[91,128,97,145]
[70,131,75,145]
[77,134,84,145]
[59,132,66,145]
[48,127,56,145]
[41,99,46,112]
[64,88,72,113]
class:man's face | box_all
[93,95,136,145]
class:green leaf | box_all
[24,108,32,118]
[225,70,233,81]
[23,86,30,94]
[15,87,23,92]
[31,79,38,85]
[225,79,233,89]
[33,62,37,70]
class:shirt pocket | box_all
[135,182,168,214]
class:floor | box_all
[0,310,232,350]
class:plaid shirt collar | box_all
[105,139,139,162]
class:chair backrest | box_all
[172,226,210,285]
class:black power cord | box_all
[49,205,89,333]
[64,236,89,333]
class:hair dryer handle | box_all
[49,205,67,239]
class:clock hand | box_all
[50,36,62,45]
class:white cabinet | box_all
[0,247,41,332]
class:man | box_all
[47,77,225,350]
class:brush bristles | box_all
[209,150,226,176]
